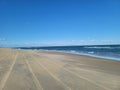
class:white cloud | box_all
[0,39,119,47]
[80,40,85,42]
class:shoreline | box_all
[22,49,120,62]
[53,50,120,61]
[16,44,120,61]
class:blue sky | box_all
[0,0,120,47]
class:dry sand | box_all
[0,48,120,90]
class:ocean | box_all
[19,45,120,61]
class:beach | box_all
[0,48,120,90]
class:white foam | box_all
[84,46,113,49]
[88,52,94,54]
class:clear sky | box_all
[0,0,120,47]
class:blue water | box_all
[18,45,120,61]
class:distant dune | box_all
[0,48,120,90]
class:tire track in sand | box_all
[31,55,72,90]
[25,58,43,90]
[34,52,111,90]
[0,51,18,90]
[45,58,111,90]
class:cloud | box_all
[100,40,113,43]
[61,39,118,45]
[0,39,119,47]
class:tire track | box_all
[48,59,111,90]
[0,51,18,90]
[31,55,72,90]
[34,52,111,90]
[61,66,111,90]
[25,58,43,90]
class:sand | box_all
[0,48,120,90]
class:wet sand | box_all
[0,48,120,90]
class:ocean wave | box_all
[47,50,120,61]
[63,50,80,54]
[84,46,114,49]
[87,52,94,54]
[19,45,120,61]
